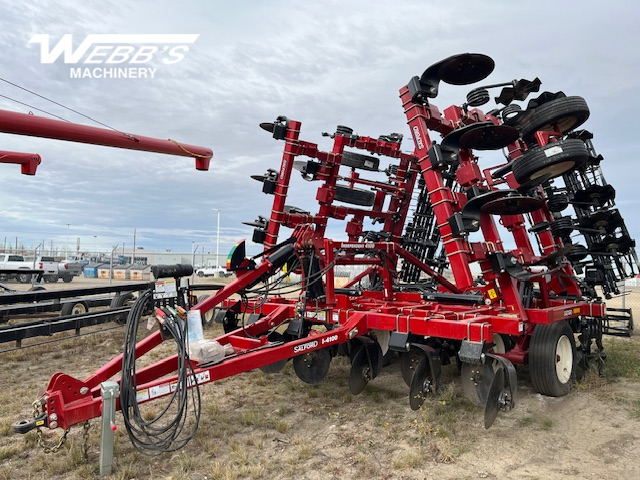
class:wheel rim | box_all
[72,304,87,315]
[540,115,579,135]
[530,160,575,180]
[555,335,573,384]
[492,334,506,354]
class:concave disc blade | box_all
[260,332,288,374]
[349,345,370,395]
[400,347,426,387]
[259,122,275,133]
[293,348,331,385]
[409,356,433,411]
[484,364,505,429]
[460,362,494,407]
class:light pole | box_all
[65,224,70,259]
[191,241,198,284]
[93,235,97,259]
[214,209,220,267]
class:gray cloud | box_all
[0,0,638,258]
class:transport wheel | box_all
[60,301,88,317]
[340,151,380,171]
[512,138,588,186]
[518,96,590,143]
[197,271,204,277]
[400,346,426,387]
[334,185,376,207]
[62,274,73,283]
[529,321,576,397]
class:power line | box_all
[0,76,128,135]
[0,94,70,122]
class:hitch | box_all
[13,411,47,434]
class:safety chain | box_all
[81,421,91,459]
[32,398,69,454]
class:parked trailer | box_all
[10,54,639,459]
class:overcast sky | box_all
[0,0,638,260]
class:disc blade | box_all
[484,364,505,429]
[349,345,370,395]
[409,356,434,411]
[368,342,384,379]
[480,195,544,215]
[260,122,275,133]
[460,362,494,407]
[242,220,267,228]
[293,348,331,385]
[459,124,520,151]
[400,347,426,387]
[260,332,288,374]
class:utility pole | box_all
[214,209,221,267]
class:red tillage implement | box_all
[13,53,638,449]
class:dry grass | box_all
[0,315,639,479]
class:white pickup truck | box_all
[0,254,38,283]
[25,256,59,283]
[195,265,231,278]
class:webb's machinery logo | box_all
[29,34,199,79]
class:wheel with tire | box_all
[334,184,375,206]
[529,321,576,396]
[17,272,31,284]
[60,301,88,316]
[512,138,588,186]
[197,294,215,326]
[62,274,73,283]
[519,96,590,143]
[110,293,135,324]
[44,275,58,283]
[197,271,204,277]
[341,151,380,171]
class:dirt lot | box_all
[0,277,639,479]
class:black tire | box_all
[110,293,135,308]
[334,184,375,206]
[529,321,576,397]
[60,301,88,316]
[44,275,58,283]
[341,151,380,171]
[547,193,568,212]
[17,272,31,284]
[62,274,73,283]
[197,271,204,277]
[197,294,214,326]
[110,293,135,324]
[512,138,589,186]
[519,96,590,143]
[217,271,226,278]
